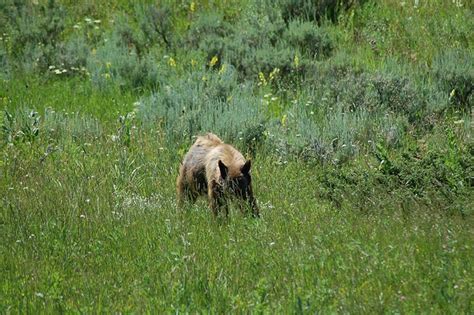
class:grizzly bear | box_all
[176,133,259,217]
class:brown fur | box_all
[176,133,259,217]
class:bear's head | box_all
[218,159,252,199]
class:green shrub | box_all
[324,70,378,112]
[371,71,423,117]
[251,46,295,77]
[187,12,231,47]
[307,59,422,116]
[55,36,90,75]
[185,12,233,66]
[278,0,368,24]
[373,138,472,214]
[266,99,375,164]
[0,45,10,78]
[283,20,333,58]
[1,109,40,145]
[433,49,473,114]
[313,134,472,214]
[135,4,174,50]
[190,12,232,41]
[265,110,324,163]
[87,38,164,91]
[112,14,146,57]
[136,65,265,146]
[2,0,66,73]
[238,7,286,47]
[224,8,290,78]
[185,7,307,81]
[198,35,227,68]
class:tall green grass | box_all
[1,109,472,312]
[1,0,473,312]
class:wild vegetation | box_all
[1,0,473,312]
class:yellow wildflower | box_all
[269,67,280,81]
[209,55,218,68]
[168,57,176,67]
[190,1,196,12]
[293,54,299,68]
[449,89,456,99]
[258,72,267,86]
[218,63,227,74]
[281,114,287,127]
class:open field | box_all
[1,0,473,312]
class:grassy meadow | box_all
[1,0,473,313]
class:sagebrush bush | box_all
[252,46,295,77]
[224,8,290,78]
[268,60,420,162]
[55,36,90,74]
[112,14,146,57]
[433,49,473,114]
[313,133,472,214]
[136,65,265,146]
[283,20,333,59]
[314,60,425,118]
[265,98,376,164]
[278,0,368,24]
[238,7,286,47]
[1,0,66,73]
[307,60,421,117]
[371,71,423,116]
[87,38,164,91]
[325,70,378,112]
[185,12,234,66]
[136,3,174,50]
[185,7,313,81]
[374,138,472,214]
[195,34,227,70]
[0,45,10,78]
[265,104,323,162]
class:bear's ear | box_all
[218,160,228,179]
[241,160,251,174]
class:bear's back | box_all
[183,133,222,166]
